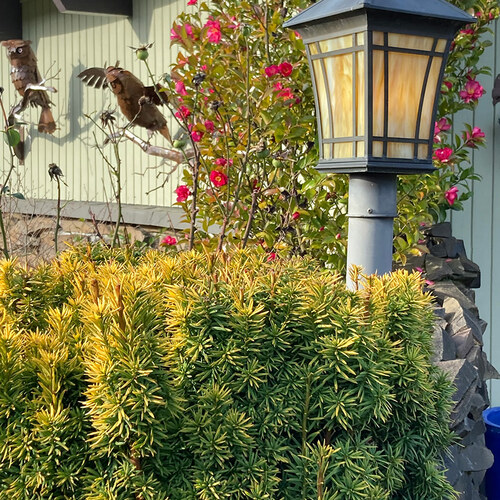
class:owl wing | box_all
[77,67,108,89]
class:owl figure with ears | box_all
[2,39,56,134]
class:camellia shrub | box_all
[160,0,498,268]
[0,247,455,498]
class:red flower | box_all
[464,126,485,147]
[433,147,453,163]
[161,235,177,246]
[175,185,190,202]
[264,65,280,77]
[175,80,188,96]
[210,170,228,187]
[459,78,485,103]
[215,158,227,167]
[205,18,222,43]
[278,87,294,100]
[292,211,300,220]
[204,120,215,133]
[445,186,459,206]
[175,105,191,119]
[187,0,197,4]
[279,61,293,77]
[191,130,203,142]
[267,252,277,262]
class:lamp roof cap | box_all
[283,0,475,29]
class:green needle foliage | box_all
[0,247,455,499]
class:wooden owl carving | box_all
[2,39,56,134]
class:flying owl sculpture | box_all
[2,39,56,134]
[78,65,171,142]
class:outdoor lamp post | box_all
[284,0,474,289]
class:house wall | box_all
[0,0,185,214]
[451,18,500,405]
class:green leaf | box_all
[3,128,20,148]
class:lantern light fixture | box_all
[284,0,475,174]
[285,0,475,288]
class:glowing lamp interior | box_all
[308,31,447,162]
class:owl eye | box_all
[16,48,23,54]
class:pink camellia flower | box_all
[215,158,227,167]
[435,118,451,134]
[175,185,190,202]
[170,23,194,41]
[319,226,325,232]
[228,16,240,29]
[274,81,284,91]
[204,120,215,133]
[279,61,293,77]
[265,65,280,77]
[187,0,197,4]
[278,87,294,100]
[267,252,277,262]
[175,80,188,96]
[445,186,459,206]
[433,147,453,163]
[205,18,222,43]
[191,130,203,142]
[434,117,451,143]
[460,28,475,35]
[415,267,424,273]
[292,211,300,220]
[210,170,228,187]
[175,105,191,119]
[459,78,485,103]
[464,126,485,147]
[161,235,177,246]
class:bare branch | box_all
[105,129,193,162]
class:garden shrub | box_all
[0,247,455,499]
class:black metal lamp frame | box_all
[285,3,475,175]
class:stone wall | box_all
[401,222,498,499]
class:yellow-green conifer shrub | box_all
[0,247,455,499]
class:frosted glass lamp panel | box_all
[325,53,354,158]
[418,57,443,143]
[312,58,331,155]
[319,34,352,52]
[388,33,434,50]
[372,50,385,139]
[387,51,428,158]
[356,51,365,138]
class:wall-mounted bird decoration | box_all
[1,39,56,134]
[78,65,171,142]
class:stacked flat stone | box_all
[399,222,498,500]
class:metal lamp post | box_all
[284,0,474,289]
